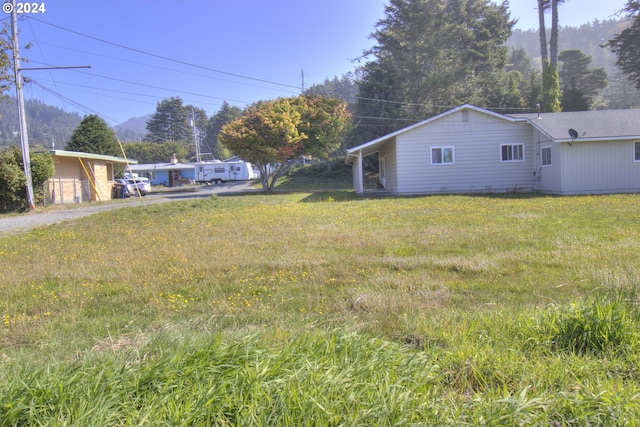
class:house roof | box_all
[345,104,527,163]
[129,162,195,171]
[509,109,640,142]
[50,149,136,164]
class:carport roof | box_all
[50,150,136,164]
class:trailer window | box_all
[214,167,225,173]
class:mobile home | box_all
[194,161,256,184]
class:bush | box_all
[525,290,640,355]
[0,146,54,212]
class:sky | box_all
[2,0,630,128]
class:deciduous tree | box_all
[219,96,350,192]
[123,141,188,163]
[0,24,12,100]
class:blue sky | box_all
[4,0,629,127]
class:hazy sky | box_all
[4,0,630,127]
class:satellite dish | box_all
[568,128,579,139]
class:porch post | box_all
[354,150,364,195]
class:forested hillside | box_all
[507,19,640,109]
[114,115,150,142]
[0,99,81,149]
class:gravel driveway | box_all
[0,182,254,236]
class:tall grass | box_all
[2,192,640,424]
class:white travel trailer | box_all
[194,161,256,184]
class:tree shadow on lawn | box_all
[298,190,558,204]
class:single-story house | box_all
[48,150,136,204]
[129,162,195,187]
[346,104,640,196]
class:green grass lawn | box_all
[2,192,640,425]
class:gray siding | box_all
[560,139,640,194]
[535,130,563,193]
[395,110,535,194]
[379,139,397,191]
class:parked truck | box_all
[194,161,257,184]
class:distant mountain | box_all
[115,115,150,142]
[0,98,82,149]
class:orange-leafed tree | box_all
[219,95,350,192]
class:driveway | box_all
[0,181,255,236]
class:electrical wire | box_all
[27,16,301,90]
[20,38,297,95]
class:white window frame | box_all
[430,146,455,165]
[541,146,552,167]
[501,144,524,162]
[634,141,640,162]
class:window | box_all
[431,146,455,164]
[501,144,524,162]
[541,146,552,166]
[635,142,640,162]
[214,167,225,173]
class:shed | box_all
[48,150,136,204]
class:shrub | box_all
[525,290,640,355]
[0,147,54,212]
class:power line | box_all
[30,79,119,123]
[31,78,231,110]
[25,60,251,105]
[27,16,301,90]
[20,38,297,95]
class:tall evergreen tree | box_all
[145,97,191,144]
[204,101,242,160]
[558,49,607,109]
[607,1,640,90]
[537,0,566,110]
[351,0,516,145]
[66,114,120,157]
[542,62,562,112]
[561,80,590,111]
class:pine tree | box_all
[607,1,640,90]
[66,115,120,157]
[351,0,516,145]
[204,101,242,160]
[145,97,191,144]
[558,50,607,109]
[561,80,590,111]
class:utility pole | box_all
[9,1,90,211]
[190,108,200,163]
[10,0,35,210]
[300,68,305,92]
